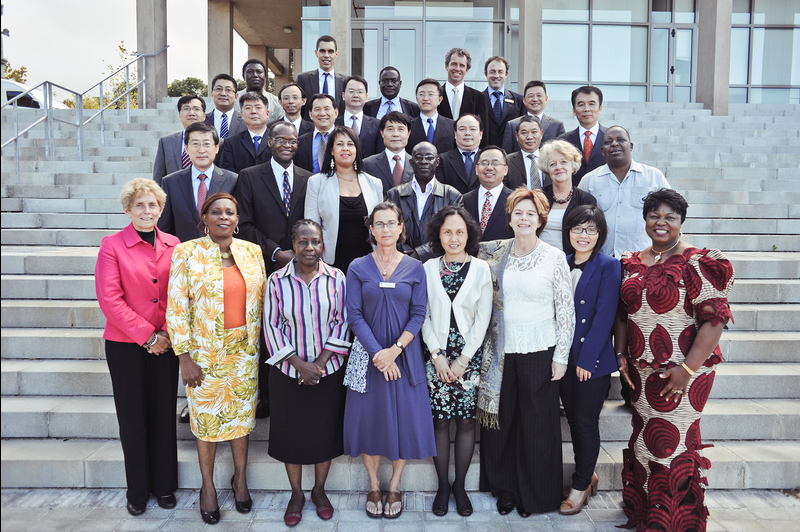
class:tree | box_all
[168,77,208,98]
[63,41,139,109]
[3,62,28,84]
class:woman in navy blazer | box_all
[558,205,621,516]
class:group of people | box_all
[93,36,735,532]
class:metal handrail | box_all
[1,45,169,184]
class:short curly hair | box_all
[119,178,166,211]
[538,139,582,174]
[425,206,482,257]
[642,188,688,223]
[505,187,550,237]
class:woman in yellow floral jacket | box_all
[166,192,266,525]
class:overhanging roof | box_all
[233,0,304,49]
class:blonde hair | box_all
[538,139,582,174]
[119,178,167,211]
[505,187,550,237]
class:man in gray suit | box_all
[362,111,415,195]
[501,81,565,153]
[153,94,206,185]
[206,74,245,140]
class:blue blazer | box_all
[567,251,621,378]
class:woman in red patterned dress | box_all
[614,189,734,532]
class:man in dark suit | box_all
[559,85,607,186]
[294,93,338,173]
[502,80,566,153]
[277,82,313,137]
[243,59,283,122]
[296,35,346,120]
[463,145,513,242]
[362,111,414,194]
[206,73,245,166]
[363,66,420,119]
[219,92,273,174]
[505,116,551,190]
[153,94,206,185]
[437,47,489,148]
[159,121,238,242]
[334,75,382,157]
[407,78,456,155]
[436,113,483,195]
[482,56,525,148]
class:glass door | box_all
[651,25,695,103]
[352,22,423,101]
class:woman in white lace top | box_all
[477,187,575,517]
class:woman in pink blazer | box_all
[95,178,181,517]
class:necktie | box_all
[386,100,395,115]
[282,170,292,216]
[351,115,360,135]
[315,132,327,173]
[463,151,474,176]
[197,173,208,216]
[322,73,330,96]
[426,118,435,143]
[584,131,593,160]
[492,91,503,122]
[451,87,461,119]
[181,148,191,169]
[480,190,492,231]
[253,135,261,155]
[392,154,403,187]
[528,153,542,189]
[220,113,229,139]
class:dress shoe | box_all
[452,483,472,517]
[517,505,531,517]
[179,405,190,424]
[230,475,252,513]
[156,493,176,509]
[284,506,302,526]
[311,491,334,520]
[496,499,514,515]
[255,399,270,419]
[126,501,146,516]
[559,486,591,516]
[432,485,449,516]
[199,489,220,525]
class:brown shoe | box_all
[365,490,383,518]
[384,491,403,519]
[559,487,590,516]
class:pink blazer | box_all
[95,223,180,345]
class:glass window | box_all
[302,20,332,73]
[753,0,800,25]
[543,24,589,80]
[674,0,695,23]
[303,1,330,18]
[652,0,672,23]
[751,28,800,85]
[652,28,670,84]
[592,0,647,23]
[732,0,751,24]
[509,0,519,21]
[424,22,502,82]
[730,28,750,85]
[352,0,423,18]
[509,24,519,91]
[426,0,502,20]
[652,86,669,102]
[351,29,379,96]
[729,87,748,103]
[388,29,418,100]
[543,0,589,22]
[750,87,800,104]
[673,86,691,103]
[542,83,580,102]
[594,84,647,102]
[674,29,693,84]
[591,25,647,83]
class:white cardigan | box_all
[304,171,384,265]
[421,256,493,360]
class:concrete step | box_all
[684,234,800,252]
[720,332,800,363]
[15,197,120,213]
[728,280,800,304]
[673,178,800,193]
[1,300,104,328]
[727,304,800,332]
[0,159,152,174]
[1,275,96,299]
[683,218,800,235]
[1,229,115,247]
[1,213,128,230]
[726,252,800,279]
[1,328,105,360]
[1,247,98,275]
[2,184,133,200]
[2,438,798,490]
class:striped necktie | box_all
[219,113,229,139]
[181,148,191,169]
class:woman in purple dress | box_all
[343,201,435,520]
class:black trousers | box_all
[257,327,270,398]
[559,360,610,491]
[479,349,562,513]
[105,340,179,504]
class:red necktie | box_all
[392,155,403,187]
[197,173,208,216]
[182,148,191,169]
[480,191,492,231]
[583,131,593,160]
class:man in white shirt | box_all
[505,115,549,190]
[294,93,338,174]
[463,146,514,241]
[277,82,312,137]
[206,74,244,140]
[502,80,566,152]
[437,47,489,146]
[296,35,346,119]
[363,66,421,119]
[362,111,415,193]
[559,85,607,186]
[242,59,284,122]
[219,92,272,173]
[407,78,456,156]
[578,126,671,257]
[334,75,382,157]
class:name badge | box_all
[379,282,396,289]
[504,98,515,104]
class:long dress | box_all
[619,247,734,532]
[343,254,437,461]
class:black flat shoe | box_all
[452,483,472,517]
[199,489,220,525]
[517,505,531,518]
[230,475,252,513]
[179,405,190,424]
[255,399,270,419]
[126,501,146,516]
[432,485,449,516]
[156,493,176,509]
[496,500,514,515]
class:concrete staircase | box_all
[2,101,799,493]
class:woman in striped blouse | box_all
[263,219,351,527]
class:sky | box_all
[2,0,250,100]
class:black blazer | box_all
[335,114,382,157]
[234,160,312,271]
[406,115,456,156]
[542,184,597,255]
[482,88,525,148]
[436,148,479,195]
[363,97,420,118]
[296,69,346,120]
[438,85,490,147]
[362,151,414,195]
[158,166,238,242]
[504,151,552,191]
[268,117,314,138]
[559,125,608,187]
[219,129,273,174]
[463,185,513,241]
[502,113,566,153]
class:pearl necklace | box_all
[651,239,680,262]
[441,255,468,274]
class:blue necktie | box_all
[220,113,229,139]
[426,118,435,143]
[463,151,474,176]
[322,73,330,96]
[492,91,503,122]
[282,171,292,216]
[253,135,261,155]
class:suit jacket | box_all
[234,160,311,271]
[406,115,456,155]
[501,113,566,154]
[205,110,246,139]
[559,125,608,187]
[567,251,621,378]
[363,97,420,118]
[436,148,479,195]
[386,179,463,262]
[335,114,382,157]
[95,223,179,344]
[542,185,597,255]
[304,172,384,265]
[463,185,513,241]
[483,88,525,148]
[362,151,414,195]
[157,166,238,243]
[438,85,490,147]
[296,69,346,120]
[219,129,273,174]
[504,151,552,191]
[153,131,183,186]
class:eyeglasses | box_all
[281,95,302,102]
[416,91,439,98]
[570,226,599,235]
[213,86,236,94]
[271,137,298,146]
[372,221,399,229]
[477,161,505,168]
[188,141,215,149]
[411,154,436,162]
[345,89,366,96]
[180,106,204,113]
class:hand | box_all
[551,361,567,381]
[148,332,171,355]
[618,355,634,388]
[383,362,401,381]
[178,353,204,388]
[659,366,691,403]
[296,360,324,386]
[275,249,295,267]
[576,366,592,382]
[449,358,467,380]
[434,355,456,383]
[373,346,400,372]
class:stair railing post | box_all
[99,83,105,148]
[45,83,55,162]
[13,100,20,184]
[125,64,131,123]
[77,94,85,162]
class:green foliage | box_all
[168,77,208,98]
[3,62,28,83]
[63,41,138,109]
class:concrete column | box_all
[208,0,234,92]
[331,0,351,74]
[136,0,168,109]
[248,45,268,68]
[293,49,303,78]
[272,49,291,93]
[518,0,543,85]
[696,0,732,116]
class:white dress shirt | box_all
[521,149,540,189]
[423,112,439,136]
[284,116,303,131]
[271,158,294,202]
[385,147,404,173]
[318,69,337,99]
[411,178,435,219]
[191,164,214,206]
[444,81,465,115]
[478,182,504,214]
[212,109,235,135]
[248,127,267,142]
[578,123,600,148]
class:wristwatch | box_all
[395,341,405,352]
[430,350,440,360]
